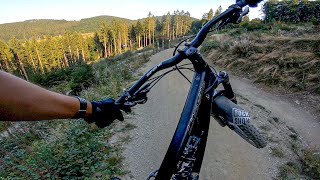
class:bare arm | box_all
[0,70,92,121]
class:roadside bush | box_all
[31,68,72,87]
[241,22,271,31]
[228,28,246,37]
[311,18,320,25]
[31,64,95,95]
[274,23,295,32]
[303,148,320,179]
[200,40,221,54]
[0,49,153,179]
[111,50,134,61]
[69,65,95,95]
[230,38,257,57]
[279,162,301,179]
[0,121,125,179]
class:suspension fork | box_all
[217,71,237,104]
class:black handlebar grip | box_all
[236,0,263,7]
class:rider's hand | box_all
[85,98,124,128]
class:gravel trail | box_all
[121,48,320,180]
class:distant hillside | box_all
[0,15,198,41]
[70,16,134,32]
[0,16,133,41]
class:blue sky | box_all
[0,0,265,24]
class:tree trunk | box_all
[108,43,111,56]
[118,31,122,54]
[81,48,86,62]
[180,21,182,35]
[110,43,113,55]
[104,42,107,58]
[167,24,170,39]
[176,23,179,37]
[76,47,80,61]
[130,39,132,50]
[113,38,117,54]
[68,46,73,64]
[162,38,165,49]
[3,57,11,72]
[80,38,86,62]
[148,24,151,46]
[28,52,36,72]
[35,47,44,74]
[124,34,127,51]
[152,24,155,46]
[172,30,174,40]
[138,35,141,48]
[15,54,29,81]
[144,33,147,47]
[63,53,69,67]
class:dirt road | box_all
[121,49,320,180]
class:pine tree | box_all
[8,37,29,80]
[129,24,137,49]
[23,39,37,72]
[163,12,171,39]
[0,39,14,73]
[31,37,45,73]
[202,13,208,26]
[136,20,143,48]
[208,9,214,20]
[99,21,109,58]
[214,6,223,17]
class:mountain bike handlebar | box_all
[115,0,263,107]
[114,1,266,178]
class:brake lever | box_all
[134,89,149,104]
[119,87,149,111]
[236,7,249,23]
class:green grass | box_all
[278,162,301,180]
[115,123,137,133]
[0,122,11,132]
[254,104,266,111]
[272,117,280,123]
[119,135,133,144]
[0,48,154,179]
[302,148,320,179]
[259,125,272,131]
[277,148,320,180]
[200,40,221,54]
[270,147,284,158]
[267,136,280,143]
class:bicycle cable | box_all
[146,63,194,90]
[135,19,226,99]
[171,20,226,86]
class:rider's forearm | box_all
[0,70,92,121]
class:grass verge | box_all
[0,48,155,179]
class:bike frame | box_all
[115,1,258,179]
[155,54,216,179]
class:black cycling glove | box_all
[85,98,124,128]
